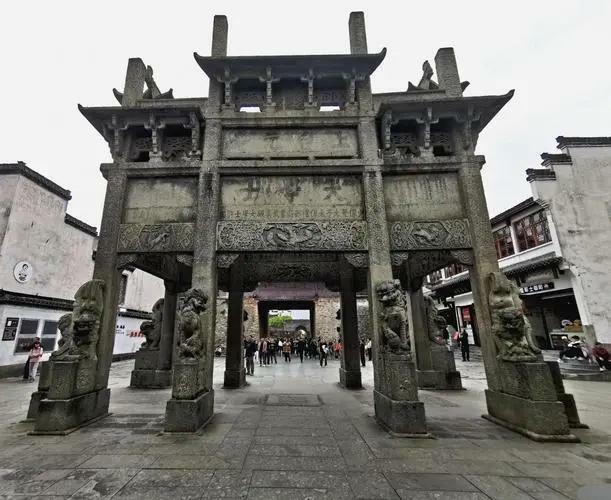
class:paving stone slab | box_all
[385,473,479,492]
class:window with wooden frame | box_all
[514,211,551,251]
[493,226,515,259]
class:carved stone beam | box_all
[176,254,194,267]
[216,253,239,269]
[300,68,316,106]
[454,105,481,151]
[116,253,138,270]
[344,253,369,269]
[135,253,179,282]
[449,249,474,267]
[381,110,393,150]
[144,112,165,158]
[258,66,280,107]
[107,114,129,159]
[182,111,201,157]
[221,67,238,107]
[416,106,439,150]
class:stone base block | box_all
[130,369,172,389]
[484,389,578,442]
[165,389,214,433]
[134,350,159,370]
[26,391,48,420]
[172,361,201,400]
[339,368,362,389]
[223,368,246,389]
[33,388,110,434]
[48,359,96,399]
[374,390,429,437]
[498,362,557,401]
[417,369,463,390]
[545,361,587,428]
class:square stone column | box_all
[459,162,575,441]
[363,168,428,436]
[224,260,246,389]
[34,169,126,434]
[410,287,462,390]
[339,258,362,389]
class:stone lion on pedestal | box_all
[177,288,208,359]
[488,272,540,362]
[376,280,410,353]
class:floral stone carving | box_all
[177,288,208,360]
[376,280,410,353]
[488,272,541,362]
[424,295,447,346]
[139,298,164,350]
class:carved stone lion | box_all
[51,313,82,360]
[488,272,540,362]
[70,279,105,360]
[424,295,447,346]
[376,280,410,353]
[140,298,164,350]
[177,288,208,359]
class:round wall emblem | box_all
[13,261,33,283]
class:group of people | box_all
[558,335,610,371]
[243,336,366,375]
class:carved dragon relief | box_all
[390,219,471,250]
[118,223,194,253]
[216,221,367,251]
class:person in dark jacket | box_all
[297,338,306,363]
[359,338,366,367]
[460,328,470,362]
[244,336,257,375]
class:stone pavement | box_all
[1,354,610,499]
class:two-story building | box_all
[0,162,164,376]
[428,136,611,350]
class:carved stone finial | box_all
[113,64,174,104]
[407,60,439,91]
[488,272,541,362]
[375,280,410,353]
[140,298,164,350]
[177,288,208,360]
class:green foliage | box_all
[268,314,292,328]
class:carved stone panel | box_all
[118,223,194,252]
[384,173,463,221]
[123,178,197,224]
[220,176,364,221]
[389,219,471,250]
[221,128,358,159]
[216,221,367,251]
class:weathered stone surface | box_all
[34,388,110,433]
[164,389,214,433]
[374,390,427,435]
[498,362,557,401]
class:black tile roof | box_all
[0,162,71,200]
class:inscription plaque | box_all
[384,173,463,221]
[221,176,364,221]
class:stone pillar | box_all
[130,286,176,389]
[410,287,462,390]
[158,283,178,372]
[224,261,246,388]
[348,11,368,55]
[434,48,463,98]
[121,58,147,106]
[164,16,227,432]
[459,162,575,441]
[34,170,126,434]
[339,258,362,389]
[363,169,427,436]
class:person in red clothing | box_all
[28,340,44,382]
[592,342,610,371]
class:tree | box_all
[268,314,292,329]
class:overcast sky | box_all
[2,1,609,228]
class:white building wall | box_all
[531,145,611,344]
[0,175,95,299]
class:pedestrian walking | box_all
[22,337,40,381]
[298,338,306,363]
[268,336,277,364]
[460,328,470,362]
[319,342,328,367]
[259,338,268,367]
[359,338,366,367]
[245,336,257,375]
[283,340,291,362]
[365,338,372,361]
[28,340,44,382]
